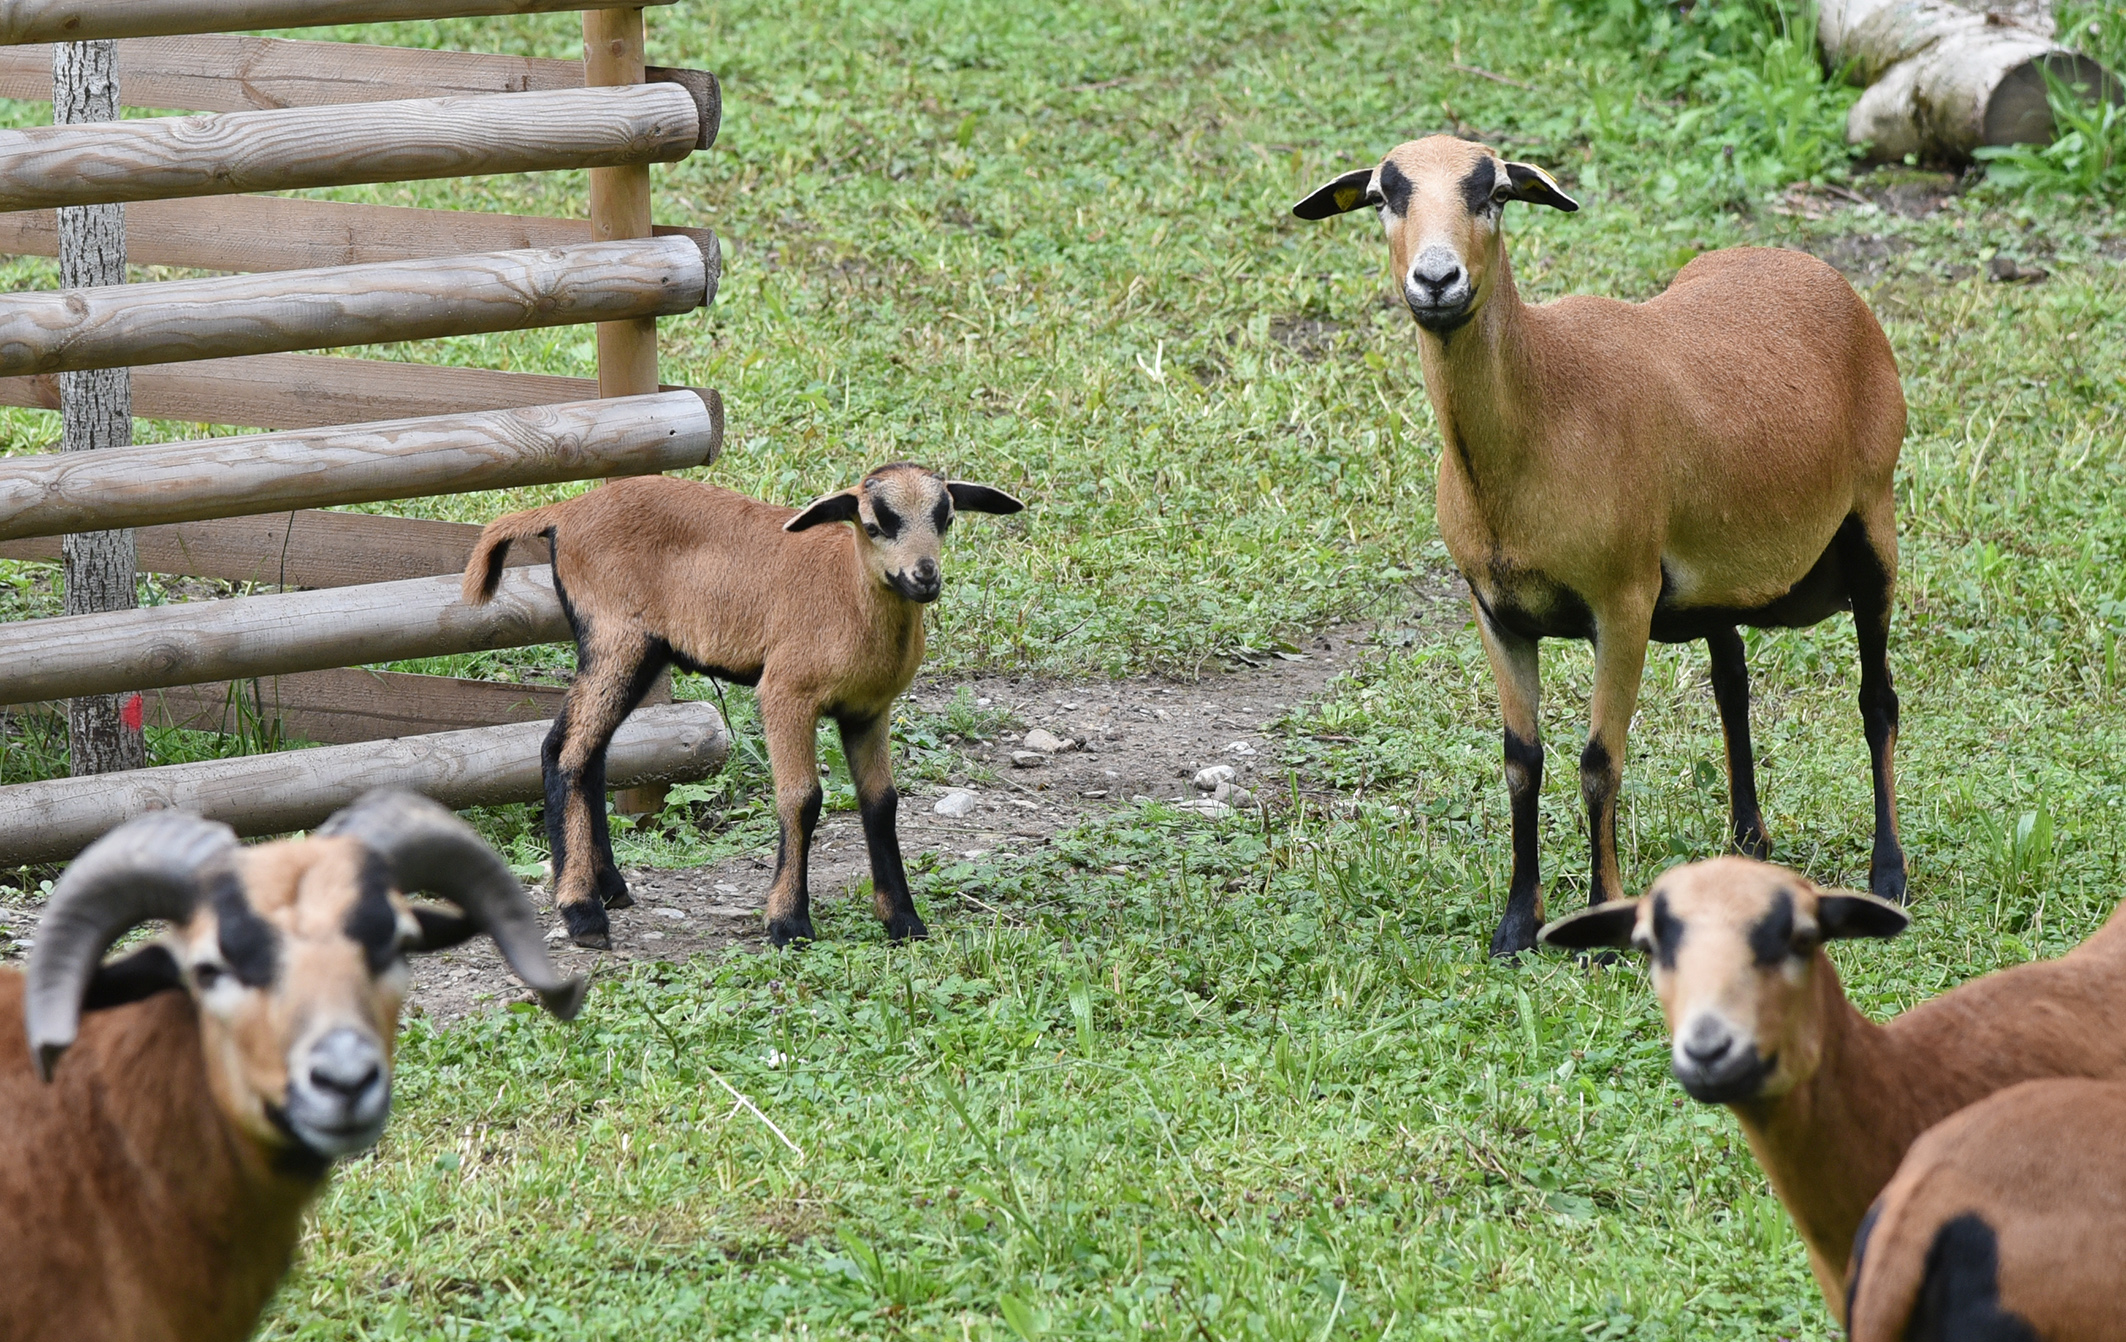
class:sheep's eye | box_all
[863,522,882,538]
[193,962,226,990]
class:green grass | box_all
[0,0,2123,1335]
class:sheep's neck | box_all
[1416,245,1540,499]
[1730,957,1921,1319]
[96,995,322,1339]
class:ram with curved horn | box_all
[0,790,583,1342]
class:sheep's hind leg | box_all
[1705,625,1770,859]
[841,711,927,942]
[760,691,823,947]
[585,641,677,913]
[1475,601,1545,956]
[544,633,660,948]
[1838,513,1906,903]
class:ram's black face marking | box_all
[1460,157,1498,215]
[1748,889,1796,966]
[209,871,279,988]
[1377,159,1413,216]
[869,500,903,540]
[344,850,401,975]
[1651,891,1684,971]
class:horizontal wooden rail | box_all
[0,36,576,110]
[0,82,707,212]
[0,701,726,866]
[0,196,711,274]
[0,566,570,707]
[0,389,722,541]
[148,668,571,743]
[0,0,679,46]
[0,511,532,588]
[0,235,715,378]
[0,354,617,431]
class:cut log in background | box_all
[1820,0,2123,162]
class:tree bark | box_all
[53,39,144,775]
[1819,0,2123,163]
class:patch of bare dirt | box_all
[403,596,1467,1023]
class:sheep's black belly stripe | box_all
[1907,1214,2039,1342]
[665,647,763,688]
[1649,524,1856,643]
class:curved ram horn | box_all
[26,810,240,1082]
[316,790,586,1021]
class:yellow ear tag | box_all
[1334,184,1366,211]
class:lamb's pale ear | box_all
[1539,900,1641,951]
[784,490,862,532]
[1291,166,1379,220]
[945,482,1025,516]
[1502,161,1579,212]
[1815,890,1909,942]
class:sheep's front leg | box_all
[760,691,823,947]
[1705,625,1771,859]
[1475,600,1545,956]
[1583,601,1653,908]
[544,632,660,949]
[840,711,928,942]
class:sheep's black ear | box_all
[784,490,862,532]
[1539,900,1641,951]
[1292,166,1379,220]
[405,905,480,953]
[946,482,1025,516]
[1816,891,1908,942]
[1502,161,1579,212]
[81,944,185,1011]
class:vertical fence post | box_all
[54,38,145,776]
[584,6,670,816]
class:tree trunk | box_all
[1819,0,2123,163]
[54,39,144,776]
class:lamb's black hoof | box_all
[560,900,610,950]
[1489,905,1540,959]
[1872,859,1909,906]
[597,869,633,909]
[883,912,930,943]
[1733,825,1771,862]
[767,916,815,949]
[602,890,636,910]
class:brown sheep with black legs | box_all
[462,465,1024,949]
[1846,1077,2126,1341]
[1543,856,2126,1326]
[0,790,583,1342]
[1295,135,1907,955]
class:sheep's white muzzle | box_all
[281,1026,392,1158]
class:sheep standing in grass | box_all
[1295,136,1907,955]
[1846,1077,2126,1341]
[1542,856,2126,1322]
[0,790,583,1342]
[463,465,1023,949]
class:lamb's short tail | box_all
[462,504,562,605]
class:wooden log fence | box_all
[0,567,569,706]
[0,701,727,867]
[0,0,679,46]
[0,1,735,844]
[0,235,716,377]
[0,390,721,540]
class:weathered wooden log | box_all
[0,389,722,541]
[1820,0,2123,161]
[0,193,715,275]
[0,566,571,707]
[0,511,530,588]
[0,354,610,431]
[0,701,727,867]
[0,234,716,378]
[0,0,678,46]
[0,82,705,212]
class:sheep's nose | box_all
[1409,248,1466,298]
[915,557,939,582]
[307,1028,383,1100]
[1681,1027,1734,1067]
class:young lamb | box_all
[1295,136,1907,955]
[1846,1077,2126,1342]
[1542,856,2126,1322]
[0,790,583,1342]
[461,464,1024,949]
